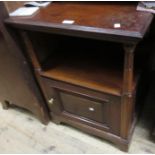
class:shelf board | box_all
[40,58,138,96]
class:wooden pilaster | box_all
[121,44,136,139]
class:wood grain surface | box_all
[5,2,153,43]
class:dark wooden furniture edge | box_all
[4,14,153,43]
[0,2,50,124]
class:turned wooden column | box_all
[121,44,136,139]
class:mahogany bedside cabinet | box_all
[4,2,154,151]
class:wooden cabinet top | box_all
[5,2,153,43]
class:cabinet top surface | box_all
[5,2,153,43]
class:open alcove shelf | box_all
[40,51,139,97]
[29,33,140,96]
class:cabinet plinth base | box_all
[51,113,135,152]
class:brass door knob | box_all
[48,98,54,105]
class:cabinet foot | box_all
[1,100,10,110]
[52,119,61,125]
[116,142,129,152]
